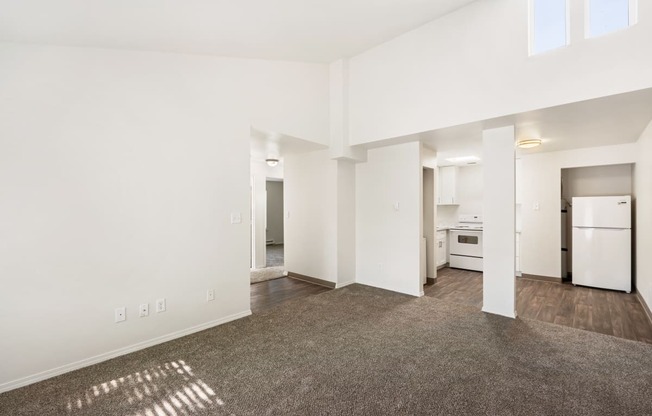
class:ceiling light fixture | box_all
[516,139,542,149]
[266,158,279,167]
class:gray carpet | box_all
[2,284,652,415]
[266,244,284,267]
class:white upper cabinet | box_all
[437,166,459,205]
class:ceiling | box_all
[250,127,326,165]
[415,89,652,166]
[0,0,476,63]
[251,89,652,166]
[4,1,649,164]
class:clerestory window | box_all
[529,0,569,55]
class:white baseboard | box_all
[336,280,356,288]
[0,310,252,394]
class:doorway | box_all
[249,161,287,284]
[265,179,284,267]
[422,167,436,286]
[560,164,633,281]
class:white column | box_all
[336,159,357,287]
[482,126,516,318]
[329,59,366,162]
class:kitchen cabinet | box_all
[436,230,448,268]
[437,166,459,205]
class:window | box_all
[587,0,636,38]
[530,0,569,55]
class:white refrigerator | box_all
[572,196,631,293]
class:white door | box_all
[572,227,631,292]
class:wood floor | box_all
[250,276,331,314]
[251,269,652,344]
[425,267,652,344]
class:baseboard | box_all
[520,273,562,283]
[481,307,517,319]
[287,272,336,288]
[426,277,437,285]
[354,281,422,298]
[0,310,252,394]
[636,292,652,326]
[336,280,356,288]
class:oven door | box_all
[449,230,483,258]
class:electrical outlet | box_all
[115,307,126,323]
[206,289,215,302]
[156,298,166,313]
[139,303,149,317]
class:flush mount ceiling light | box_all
[445,156,480,164]
[516,139,542,149]
[266,158,279,167]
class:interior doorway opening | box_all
[560,163,634,284]
[265,179,284,267]
[250,157,286,284]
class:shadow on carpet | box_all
[2,284,652,415]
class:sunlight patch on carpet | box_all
[64,360,222,415]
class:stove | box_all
[449,214,483,272]
[450,214,483,230]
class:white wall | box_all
[423,168,435,278]
[635,121,652,310]
[348,0,652,144]
[329,59,365,161]
[456,165,484,216]
[519,143,637,278]
[562,164,632,198]
[284,150,338,282]
[421,146,437,279]
[0,42,328,391]
[284,152,358,287]
[437,205,458,227]
[356,142,422,297]
[266,181,284,245]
